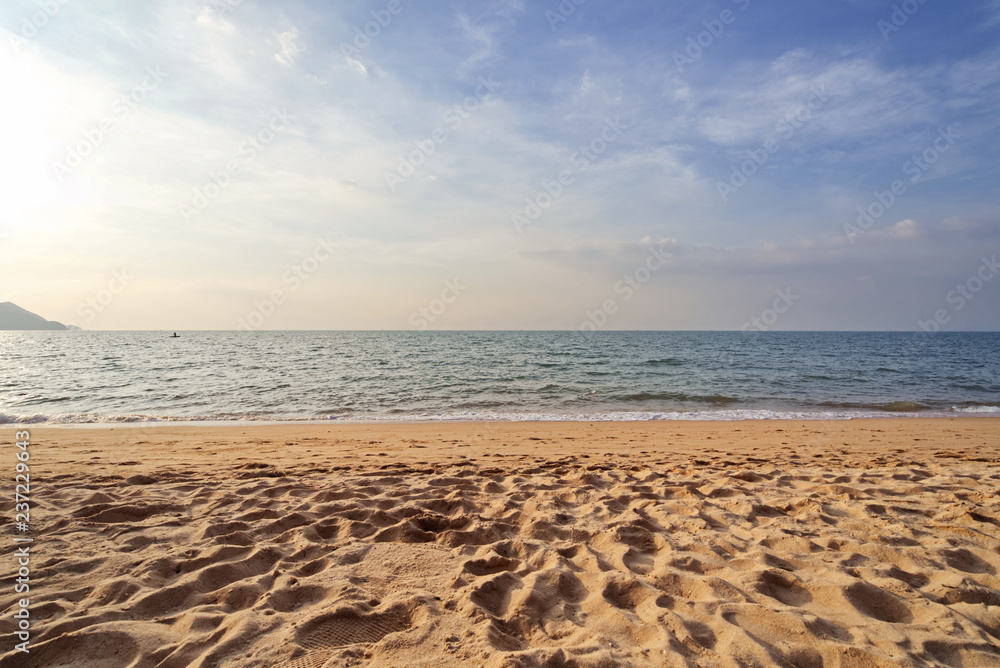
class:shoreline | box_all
[3,411,998,429]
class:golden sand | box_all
[2,418,999,666]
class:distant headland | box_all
[0,302,68,330]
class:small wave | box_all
[0,413,51,424]
[0,412,225,425]
[951,384,993,392]
[359,409,870,422]
[953,405,1000,414]
[26,396,74,405]
[617,392,740,405]
[876,367,903,373]
[643,358,683,366]
[816,400,930,413]
[875,401,929,413]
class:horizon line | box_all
[7,329,1000,334]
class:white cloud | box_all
[195,7,236,34]
[885,219,921,240]
[694,52,932,147]
[346,57,367,75]
[275,27,304,67]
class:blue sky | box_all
[1,0,998,330]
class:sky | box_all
[0,0,998,331]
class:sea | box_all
[1,331,997,424]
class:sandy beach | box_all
[2,418,999,667]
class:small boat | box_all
[169,332,180,338]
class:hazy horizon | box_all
[2,1,999,331]
[7,323,1000,333]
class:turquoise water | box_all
[0,331,997,423]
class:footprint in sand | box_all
[844,581,913,624]
[462,554,520,577]
[752,569,813,607]
[298,607,412,648]
[286,604,417,668]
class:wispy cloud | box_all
[274,27,304,67]
[0,0,997,329]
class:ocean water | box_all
[0,331,997,423]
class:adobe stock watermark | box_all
[878,0,930,40]
[8,0,69,54]
[512,116,627,233]
[51,66,167,182]
[717,85,831,202]
[740,288,799,331]
[384,76,501,192]
[844,124,960,243]
[341,0,405,66]
[181,108,293,222]
[546,0,586,30]
[237,236,337,330]
[409,278,467,330]
[914,254,998,336]
[673,0,752,73]
[74,269,134,325]
[572,240,673,333]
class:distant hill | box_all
[0,302,67,330]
